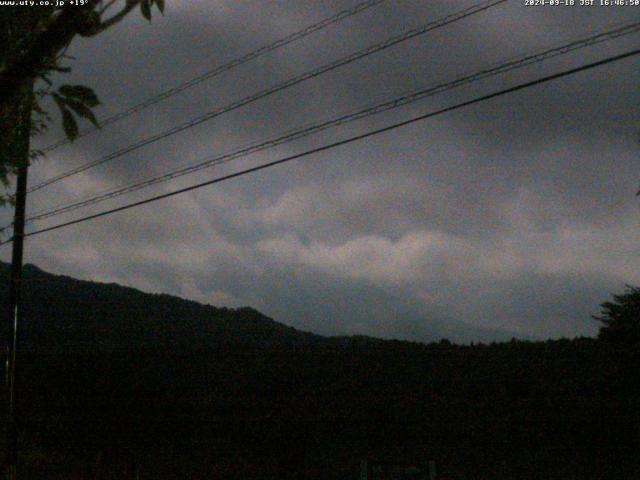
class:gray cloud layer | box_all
[4,0,639,342]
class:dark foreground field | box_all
[7,338,640,479]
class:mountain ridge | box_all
[0,261,519,351]
[1,261,324,352]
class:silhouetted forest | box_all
[1,263,639,479]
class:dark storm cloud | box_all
[5,0,640,342]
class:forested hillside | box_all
[0,262,320,352]
[0,263,638,479]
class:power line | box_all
[23,20,640,223]
[28,0,508,194]
[40,0,387,153]
[32,0,505,192]
[4,47,637,245]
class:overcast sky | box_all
[3,0,640,342]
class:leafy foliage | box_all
[140,0,165,20]
[52,84,101,140]
[0,1,164,200]
[593,285,640,344]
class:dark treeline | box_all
[13,340,640,479]
[1,263,639,479]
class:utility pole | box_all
[3,83,32,480]
[4,167,28,480]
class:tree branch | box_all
[88,0,141,36]
[98,0,119,15]
[0,3,100,107]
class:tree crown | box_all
[593,285,640,344]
